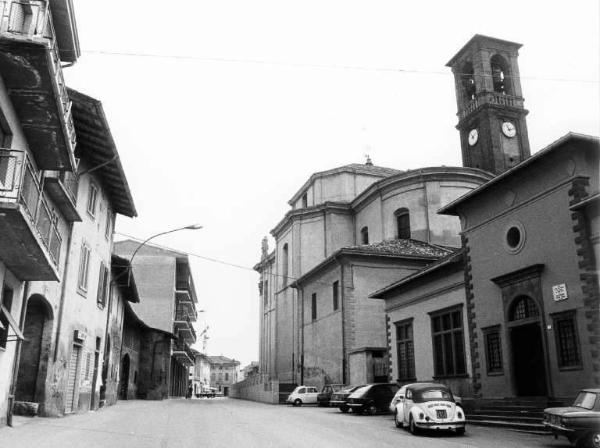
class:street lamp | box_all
[125,223,203,285]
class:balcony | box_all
[174,310,197,343]
[0,149,61,280]
[172,340,194,367]
[176,290,197,322]
[0,0,76,171]
[43,169,80,221]
[458,92,524,121]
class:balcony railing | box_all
[459,92,524,121]
[0,149,62,264]
[172,340,195,366]
[174,311,197,342]
[0,0,77,169]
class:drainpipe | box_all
[7,281,30,427]
[335,256,346,385]
[53,221,74,362]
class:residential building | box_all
[11,88,136,418]
[114,241,199,399]
[190,349,211,396]
[208,356,240,396]
[0,0,81,426]
[101,255,140,406]
[240,361,259,381]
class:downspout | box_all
[335,255,346,385]
[7,281,30,427]
[53,221,74,362]
[300,286,304,385]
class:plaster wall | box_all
[384,270,472,397]
[466,183,594,398]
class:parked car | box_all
[286,386,319,406]
[347,383,399,415]
[330,385,364,413]
[389,383,462,413]
[317,384,345,407]
[544,389,600,448]
[392,382,465,435]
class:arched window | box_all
[282,243,289,287]
[360,226,369,244]
[509,296,539,321]
[491,54,511,95]
[395,208,410,239]
[461,62,476,101]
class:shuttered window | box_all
[96,262,109,308]
[395,319,415,381]
[552,311,582,369]
[77,243,91,292]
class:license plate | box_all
[436,410,447,419]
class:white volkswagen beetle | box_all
[392,382,465,435]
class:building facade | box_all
[190,350,211,396]
[208,356,240,396]
[256,163,491,389]
[0,0,81,425]
[114,241,199,399]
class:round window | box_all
[504,222,525,253]
[506,227,521,248]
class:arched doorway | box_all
[119,354,130,400]
[508,296,547,396]
[15,295,53,409]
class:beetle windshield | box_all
[413,388,454,403]
[573,392,597,410]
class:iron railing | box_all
[459,92,523,120]
[0,0,77,154]
[58,169,78,204]
[172,340,195,364]
[0,149,62,264]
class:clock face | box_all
[468,128,478,146]
[502,121,517,138]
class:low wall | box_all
[230,374,279,404]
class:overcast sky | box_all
[64,0,599,367]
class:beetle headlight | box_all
[457,410,463,419]
[418,412,425,420]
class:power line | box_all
[113,231,355,290]
[82,49,599,84]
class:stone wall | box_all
[229,374,279,404]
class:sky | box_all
[64,0,599,367]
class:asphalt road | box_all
[0,398,575,448]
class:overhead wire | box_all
[113,231,358,290]
[82,49,599,84]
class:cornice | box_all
[270,201,353,238]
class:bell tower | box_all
[447,35,531,175]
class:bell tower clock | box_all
[446,35,531,175]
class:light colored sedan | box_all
[286,386,319,406]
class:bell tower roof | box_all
[446,34,522,68]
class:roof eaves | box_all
[369,250,463,298]
[439,133,600,215]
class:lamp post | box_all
[125,223,202,285]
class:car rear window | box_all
[414,388,454,402]
[573,392,597,410]
[350,385,371,397]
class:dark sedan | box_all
[317,384,345,407]
[330,385,364,413]
[544,389,600,448]
[346,383,399,415]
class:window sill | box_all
[77,288,88,298]
[558,365,583,372]
[486,371,504,377]
[397,378,417,383]
[432,374,469,380]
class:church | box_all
[255,34,599,403]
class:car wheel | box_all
[340,405,349,413]
[367,404,378,416]
[293,399,302,407]
[409,416,419,435]
[394,411,402,428]
[584,432,600,448]
[456,427,465,436]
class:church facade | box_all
[256,34,598,402]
